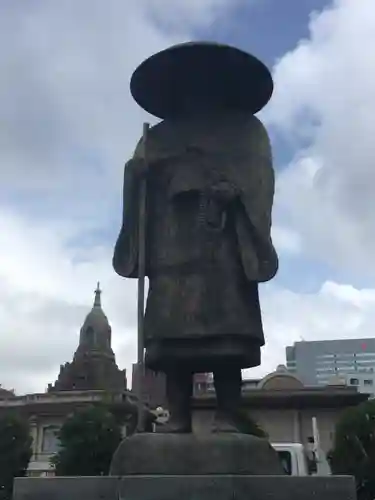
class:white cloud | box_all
[142,0,243,32]
[0,0,239,201]
[272,226,301,255]
[0,210,138,394]
[0,0,248,394]
[264,0,375,276]
[251,279,375,379]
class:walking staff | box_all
[136,122,150,432]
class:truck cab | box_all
[272,442,331,476]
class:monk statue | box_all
[113,42,278,434]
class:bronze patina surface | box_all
[114,42,278,433]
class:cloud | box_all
[0,0,239,211]
[250,279,375,379]
[0,0,248,394]
[0,209,138,394]
[254,0,375,375]
[142,0,243,32]
[264,0,375,277]
[272,225,301,255]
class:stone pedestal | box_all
[12,434,357,499]
[13,475,356,500]
[110,432,285,475]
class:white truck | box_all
[272,417,331,476]
[273,442,331,477]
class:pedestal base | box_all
[110,432,285,475]
[13,434,357,499]
[13,475,356,500]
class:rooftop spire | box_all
[94,282,102,308]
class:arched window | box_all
[85,326,94,344]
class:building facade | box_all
[329,371,375,397]
[146,365,367,454]
[0,389,140,477]
[131,367,214,407]
[286,339,375,391]
[0,366,367,475]
[131,364,167,409]
[0,285,139,477]
[191,366,368,454]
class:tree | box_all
[330,399,375,500]
[0,414,32,500]
[52,405,122,476]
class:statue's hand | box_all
[126,158,148,178]
[208,181,239,204]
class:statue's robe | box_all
[113,112,278,373]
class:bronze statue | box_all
[113,42,278,433]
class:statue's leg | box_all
[158,369,193,433]
[212,366,242,433]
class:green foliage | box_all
[52,405,122,477]
[0,414,32,500]
[330,399,375,499]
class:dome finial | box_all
[94,282,102,307]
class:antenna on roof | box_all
[94,282,102,307]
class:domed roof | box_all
[81,283,111,333]
[82,304,110,332]
[76,283,113,355]
[258,365,304,390]
[50,283,125,392]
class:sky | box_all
[1,0,375,394]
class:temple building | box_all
[48,283,127,392]
[0,285,140,477]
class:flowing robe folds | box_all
[113,112,278,373]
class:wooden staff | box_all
[136,122,150,432]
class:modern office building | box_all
[337,371,375,396]
[286,339,375,392]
